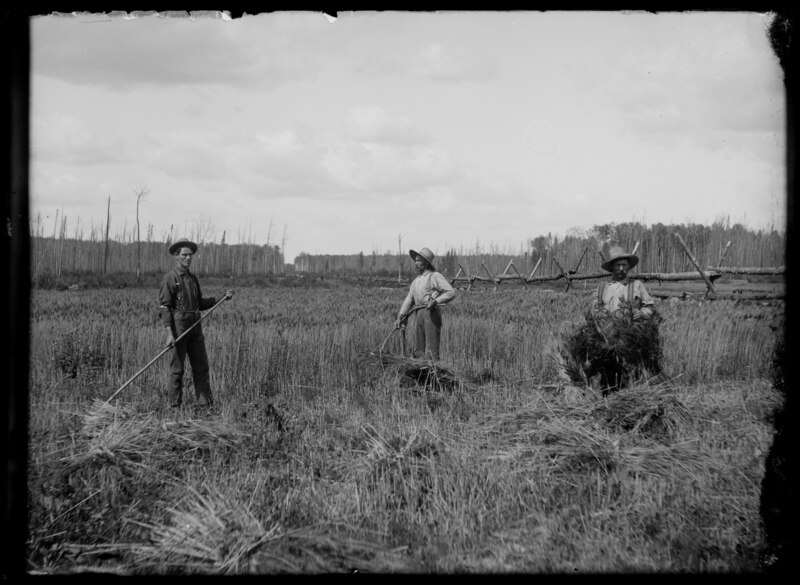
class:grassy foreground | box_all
[27,284,783,573]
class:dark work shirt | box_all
[158,267,216,329]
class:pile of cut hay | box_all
[344,424,442,478]
[127,481,395,574]
[555,302,663,390]
[357,350,479,393]
[52,399,252,479]
[128,483,283,574]
[484,409,716,479]
[478,380,703,477]
[594,383,693,441]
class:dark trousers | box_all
[168,314,213,406]
[413,307,443,361]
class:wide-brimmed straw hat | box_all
[601,245,639,272]
[168,238,198,256]
[409,247,435,268]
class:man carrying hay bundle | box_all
[394,247,456,361]
[559,245,662,396]
[592,245,655,321]
[159,238,233,408]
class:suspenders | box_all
[598,281,637,307]
[171,270,199,312]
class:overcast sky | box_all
[30,10,786,261]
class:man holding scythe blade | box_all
[159,237,234,408]
[394,247,456,361]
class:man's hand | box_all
[394,314,406,330]
[165,331,175,348]
[426,299,437,310]
[224,289,234,301]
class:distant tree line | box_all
[292,220,786,280]
[29,217,784,283]
[29,203,292,283]
[31,236,285,280]
[29,208,287,281]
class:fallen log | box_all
[652,291,785,301]
[709,292,785,301]
[552,271,723,283]
[452,270,723,285]
[706,266,786,275]
[452,274,496,283]
[634,271,722,283]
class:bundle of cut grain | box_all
[594,382,693,440]
[357,350,479,393]
[51,400,252,480]
[556,301,664,393]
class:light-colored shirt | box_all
[399,270,456,316]
[593,279,654,316]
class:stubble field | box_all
[27,281,784,574]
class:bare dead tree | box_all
[51,208,59,276]
[33,212,47,278]
[72,216,81,272]
[397,233,403,282]
[192,215,215,245]
[57,213,66,278]
[133,186,149,283]
[219,230,226,274]
[103,196,111,275]
[280,224,288,276]
[266,216,273,274]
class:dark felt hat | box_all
[168,238,198,255]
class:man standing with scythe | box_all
[394,247,456,361]
[159,237,233,408]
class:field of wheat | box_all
[26,282,784,574]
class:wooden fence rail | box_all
[706,266,786,275]
[450,270,724,286]
[449,232,784,300]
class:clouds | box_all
[321,105,457,196]
[322,141,454,194]
[589,12,784,149]
[346,105,428,145]
[410,42,498,83]
[32,12,340,91]
[348,13,500,84]
[28,11,786,260]
[32,114,130,165]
